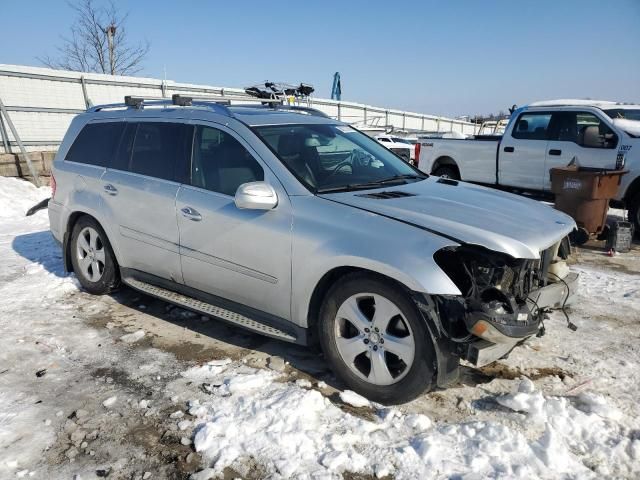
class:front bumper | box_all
[528,272,578,310]
[466,272,579,366]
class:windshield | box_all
[254,124,424,193]
[604,109,640,121]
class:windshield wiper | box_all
[316,173,427,194]
[379,173,428,182]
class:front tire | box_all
[319,273,437,404]
[70,216,120,295]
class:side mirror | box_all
[234,182,278,210]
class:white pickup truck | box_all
[418,100,640,231]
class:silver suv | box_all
[49,95,578,404]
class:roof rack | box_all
[87,93,330,119]
[88,95,234,116]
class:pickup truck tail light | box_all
[414,143,421,167]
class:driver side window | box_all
[191,125,264,196]
[549,112,617,149]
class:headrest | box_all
[580,125,601,147]
[517,119,529,131]
[304,137,321,147]
[278,134,303,157]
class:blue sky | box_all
[2,0,639,116]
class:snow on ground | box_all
[0,176,639,479]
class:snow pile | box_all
[0,177,50,231]
[119,330,145,343]
[339,390,370,408]
[182,362,640,479]
[496,378,637,477]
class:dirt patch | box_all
[326,392,378,422]
[474,363,572,382]
[91,366,154,395]
[150,336,242,364]
[344,472,393,480]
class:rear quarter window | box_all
[65,122,125,167]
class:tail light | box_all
[51,173,57,199]
[414,143,421,167]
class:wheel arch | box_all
[63,211,121,273]
[305,265,460,389]
[431,156,460,176]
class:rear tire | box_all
[318,273,437,405]
[433,165,459,180]
[70,216,120,295]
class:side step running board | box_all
[124,277,297,342]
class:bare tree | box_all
[39,0,149,75]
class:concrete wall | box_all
[0,64,477,156]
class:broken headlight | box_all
[434,245,543,340]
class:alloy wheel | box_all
[334,293,415,386]
[76,226,106,282]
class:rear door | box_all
[100,120,192,283]
[543,111,619,190]
[499,111,551,190]
[176,122,293,320]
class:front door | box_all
[543,111,619,190]
[176,123,293,320]
[499,111,552,190]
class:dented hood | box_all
[321,177,576,259]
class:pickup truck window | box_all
[512,113,551,140]
[604,109,640,121]
[549,112,617,149]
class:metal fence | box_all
[0,64,477,154]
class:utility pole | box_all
[105,24,116,75]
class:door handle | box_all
[103,184,118,195]
[503,146,515,153]
[181,206,202,221]
[548,149,562,156]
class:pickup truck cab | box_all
[419,100,640,231]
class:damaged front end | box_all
[431,240,577,367]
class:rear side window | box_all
[512,113,552,140]
[111,122,193,182]
[65,122,125,166]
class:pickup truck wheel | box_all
[70,217,120,295]
[629,193,640,237]
[433,165,459,180]
[319,273,436,404]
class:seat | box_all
[277,134,317,187]
[517,119,529,132]
[578,125,602,148]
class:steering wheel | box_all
[328,159,353,178]
[327,149,372,178]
